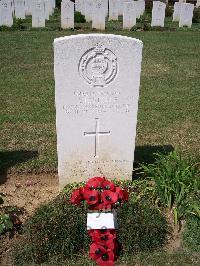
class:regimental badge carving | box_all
[78,43,118,87]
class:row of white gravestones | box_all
[0,0,55,27]
[54,34,143,189]
[173,3,194,27]
[151,1,194,28]
[109,0,145,22]
[72,0,146,30]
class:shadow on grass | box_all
[133,144,174,179]
[0,150,38,185]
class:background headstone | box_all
[179,3,194,28]
[151,1,166,27]
[54,34,143,189]
[123,1,136,30]
[173,2,182,22]
[109,0,119,21]
[0,0,13,27]
[25,0,32,16]
[61,0,74,29]
[92,0,105,30]
[32,0,45,28]
[84,0,93,22]
[14,0,25,19]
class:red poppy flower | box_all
[102,180,116,191]
[90,201,108,211]
[101,190,118,207]
[70,188,83,205]
[89,243,107,260]
[115,187,129,202]
[122,189,129,201]
[96,249,115,266]
[85,176,105,190]
[89,230,115,248]
[83,189,100,205]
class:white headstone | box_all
[103,0,108,17]
[151,1,166,27]
[92,0,105,30]
[0,0,13,27]
[118,0,123,16]
[179,0,186,3]
[123,1,136,29]
[51,0,55,9]
[32,0,45,27]
[84,0,93,22]
[134,0,143,19]
[44,0,51,20]
[61,0,74,29]
[173,2,182,22]
[138,0,145,16]
[179,3,194,28]
[109,0,119,20]
[196,0,200,8]
[54,34,143,189]
[25,0,32,15]
[75,0,85,14]
[14,0,25,19]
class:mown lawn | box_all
[0,10,200,175]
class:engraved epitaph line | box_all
[84,118,110,158]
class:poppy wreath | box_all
[70,176,129,265]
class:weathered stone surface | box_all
[84,0,93,22]
[0,0,13,27]
[14,0,25,19]
[109,0,119,21]
[92,0,105,30]
[61,0,74,29]
[123,1,136,30]
[173,2,182,22]
[151,1,166,27]
[54,34,143,189]
[32,0,45,27]
[179,3,194,28]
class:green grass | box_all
[27,250,200,266]
[0,9,200,174]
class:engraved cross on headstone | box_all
[84,118,111,158]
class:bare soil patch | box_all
[0,174,59,265]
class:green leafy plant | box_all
[193,7,200,23]
[165,6,173,17]
[0,194,14,235]
[140,151,200,224]
[74,11,86,23]
[0,213,13,234]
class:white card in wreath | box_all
[87,211,118,230]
